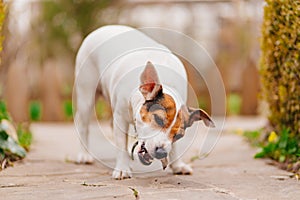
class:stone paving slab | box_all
[1,117,300,200]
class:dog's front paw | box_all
[76,152,94,164]
[112,167,132,180]
[171,161,193,175]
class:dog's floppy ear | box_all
[139,61,162,101]
[180,105,215,129]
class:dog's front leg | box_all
[170,142,193,175]
[112,115,132,180]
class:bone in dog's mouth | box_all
[137,142,153,165]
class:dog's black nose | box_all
[154,147,167,159]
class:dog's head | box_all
[134,61,215,167]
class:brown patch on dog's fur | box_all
[140,93,176,130]
[169,110,185,142]
[170,105,215,142]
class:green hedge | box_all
[260,0,300,136]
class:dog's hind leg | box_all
[74,60,99,164]
[75,105,94,164]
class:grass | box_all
[243,129,262,147]
[17,124,32,151]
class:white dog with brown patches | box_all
[75,25,214,180]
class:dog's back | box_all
[75,25,188,110]
[76,25,133,74]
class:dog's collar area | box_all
[131,140,139,160]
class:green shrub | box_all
[255,129,300,163]
[29,101,41,121]
[96,99,106,120]
[96,98,111,120]
[0,101,9,120]
[260,0,300,136]
[63,100,73,120]
[256,1,300,171]
[197,97,208,112]
[227,93,241,115]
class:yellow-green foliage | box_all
[260,0,300,136]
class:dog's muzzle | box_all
[131,141,153,165]
[131,141,168,169]
[137,142,153,165]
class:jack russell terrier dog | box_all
[75,25,215,180]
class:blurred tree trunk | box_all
[41,60,64,121]
[5,61,29,122]
[241,59,260,115]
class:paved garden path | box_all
[1,117,299,200]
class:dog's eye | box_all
[154,114,165,127]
